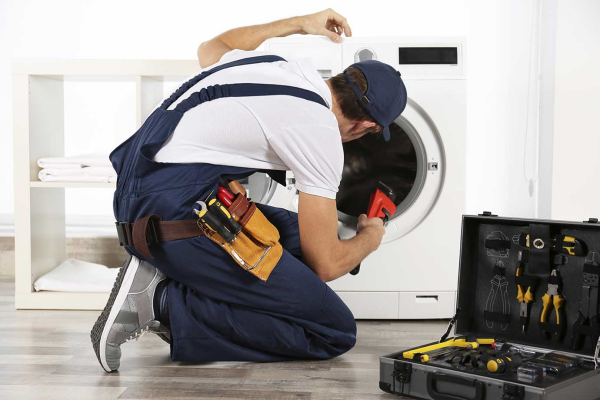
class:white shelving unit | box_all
[12,58,199,310]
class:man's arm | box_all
[298,192,385,282]
[197,9,352,68]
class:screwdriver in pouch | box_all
[208,198,242,235]
[195,201,235,243]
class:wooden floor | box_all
[0,277,448,400]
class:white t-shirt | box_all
[153,49,343,199]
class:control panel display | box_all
[398,47,458,65]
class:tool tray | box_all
[380,214,600,399]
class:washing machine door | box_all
[337,98,445,242]
[237,173,278,204]
[250,97,444,242]
[239,170,299,212]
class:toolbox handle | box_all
[426,372,485,400]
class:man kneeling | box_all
[91,8,407,372]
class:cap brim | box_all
[382,125,391,142]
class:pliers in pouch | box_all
[572,257,600,350]
[539,269,565,341]
[516,251,536,334]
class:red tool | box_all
[350,182,396,276]
[217,191,233,207]
[217,186,235,207]
[218,186,234,200]
[366,183,397,222]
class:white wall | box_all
[466,0,546,217]
[551,0,600,221]
[1,0,564,231]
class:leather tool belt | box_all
[115,217,205,259]
[115,183,282,282]
[197,193,283,282]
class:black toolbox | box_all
[380,213,600,399]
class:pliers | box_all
[516,251,535,334]
[572,258,600,350]
[540,269,565,341]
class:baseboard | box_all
[0,213,116,238]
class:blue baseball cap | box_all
[343,60,408,141]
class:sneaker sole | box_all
[90,255,140,372]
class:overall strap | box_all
[174,83,329,114]
[160,55,286,110]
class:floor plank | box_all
[1,385,127,400]
[0,276,448,399]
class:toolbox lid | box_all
[455,214,600,358]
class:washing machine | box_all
[245,37,466,319]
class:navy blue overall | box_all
[109,55,356,362]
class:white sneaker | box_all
[90,255,170,372]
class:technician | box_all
[92,8,407,372]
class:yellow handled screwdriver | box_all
[487,353,523,373]
[195,201,235,243]
[208,199,242,235]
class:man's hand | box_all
[356,214,385,251]
[197,9,352,68]
[297,9,353,43]
[298,192,385,282]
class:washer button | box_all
[355,48,377,62]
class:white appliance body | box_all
[259,37,466,319]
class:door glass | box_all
[336,122,419,220]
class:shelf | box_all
[30,181,116,188]
[15,291,110,310]
[13,57,200,310]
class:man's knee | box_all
[321,287,357,338]
[336,315,357,355]
[328,304,357,358]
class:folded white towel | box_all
[39,168,84,179]
[39,175,115,183]
[38,154,112,169]
[38,166,116,180]
[33,258,119,292]
[39,163,84,170]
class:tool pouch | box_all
[199,192,283,282]
[528,223,551,274]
